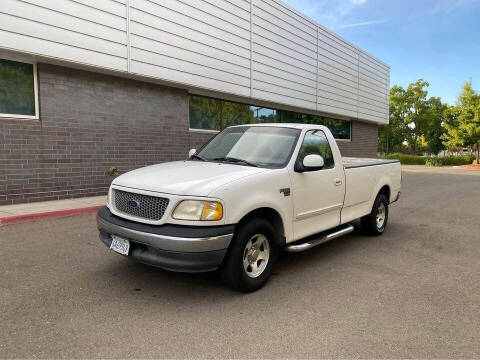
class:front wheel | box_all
[220,218,279,292]
[361,194,389,236]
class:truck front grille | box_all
[113,189,169,221]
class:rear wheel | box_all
[220,218,279,292]
[361,193,389,236]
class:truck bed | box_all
[340,157,402,225]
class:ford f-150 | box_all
[97,124,401,292]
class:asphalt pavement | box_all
[1,166,479,358]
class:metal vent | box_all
[113,189,169,221]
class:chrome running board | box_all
[285,224,355,253]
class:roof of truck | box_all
[231,123,327,130]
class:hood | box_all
[112,161,268,196]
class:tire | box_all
[220,218,279,292]
[361,194,389,236]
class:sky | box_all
[284,0,480,105]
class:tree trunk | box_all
[477,142,480,164]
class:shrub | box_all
[381,153,427,165]
[381,153,476,166]
[425,155,476,167]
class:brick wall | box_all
[189,131,217,151]
[338,121,378,158]
[1,64,190,205]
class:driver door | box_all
[289,129,345,240]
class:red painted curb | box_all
[462,165,480,171]
[0,205,104,226]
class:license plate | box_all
[110,235,130,256]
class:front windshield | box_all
[196,126,301,168]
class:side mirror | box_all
[188,149,197,158]
[295,154,325,172]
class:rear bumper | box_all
[97,207,234,272]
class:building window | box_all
[0,58,38,119]
[189,95,351,140]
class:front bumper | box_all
[97,207,234,272]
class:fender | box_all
[209,169,294,243]
[231,200,292,243]
[369,176,391,209]
[368,161,401,209]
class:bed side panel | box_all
[341,162,400,224]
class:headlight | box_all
[173,200,223,221]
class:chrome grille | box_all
[113,189,169,221]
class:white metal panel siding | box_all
[317,27,359,119]
[0,0,390,123]
[358,52,389,122]
[129,0,252,97]
[0,0,128,71]
[252,0,317,110]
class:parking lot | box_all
[1,166,479,358]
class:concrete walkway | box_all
[0,196,106,226]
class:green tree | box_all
[380,79,447,155]
[423,97,447,155]
[442,82,480,162]
[442,106,463,153]
[402,79,431,154]
[379,85,408,153]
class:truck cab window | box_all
[197,126,300,168]
[298,130,335,169]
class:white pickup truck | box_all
[97,124,401,291]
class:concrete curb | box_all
[0,205,104,227]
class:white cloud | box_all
[286,0,474,33]
[431,0,471,14]
[337,19,386,29]
[405,0,472,22]
[284,0,378,30]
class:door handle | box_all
[334,178,343,186]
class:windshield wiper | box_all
[190,154,207,162]
[213,157,258,167]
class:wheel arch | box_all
[236,207,286,247]
[366,182,391,215]
[378,184,391,201]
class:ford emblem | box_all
[128,200,140,208]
